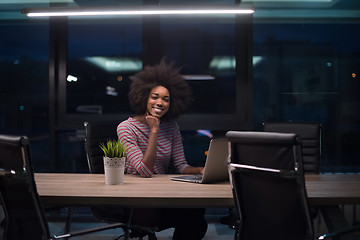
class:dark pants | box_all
[129,207,208,240]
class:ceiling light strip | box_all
[22,6,255,17]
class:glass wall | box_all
[0,22,49,171]
[160,16,237,115]
[67,18,143,115]
[59,15,241,172]
[253,23,360,172]
[1,1,360,174]
[65,16,239,116]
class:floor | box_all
[47,207,235,240]
[3,205,359,239]
[47,206,359,240]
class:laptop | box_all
[171,139,229,184]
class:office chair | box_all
[84,121,159,240]
[221,122,322,229]
[263,122,321,174]
[226,131,360,240]
[227,131,313,240]
[0,134,126,240]
[84,121,121,174]
[264,122,323,221]
[264,122,360,235]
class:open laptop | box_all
[171,139,229,184]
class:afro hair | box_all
[128,58,192,121]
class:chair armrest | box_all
[0,168,15,176]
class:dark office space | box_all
[1,0,360,174]
[1,0,360,239]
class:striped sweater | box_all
[117,117,189,177]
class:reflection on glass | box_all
[253,23,360,173]
[160,16,238,114]
[0,23,49,171]
[67,19,142,114]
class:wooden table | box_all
[35,173,360,207]
[35,173,232,207]
[305,174,360,205]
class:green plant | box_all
[99,139,126,158]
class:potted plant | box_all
[99,139,126,185]
[99,139,126,158]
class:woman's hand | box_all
[145,112,160,132]
[183,166,205,175]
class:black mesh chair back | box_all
[263,122,321,173]
[0,134,128,240]
[83,120,128,223]
[226,131,313,240]
[84,121,120,173]
[0,134,50,240]
[83,121,158,240]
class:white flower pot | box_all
[103,156,125,185]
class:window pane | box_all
[67,18,142,115]
[160,16,237,114]
[253,23,360,173]
[0,23,49,171]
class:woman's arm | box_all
[117,120,154,177]
[171,123,204,175]
[140,114,159,172]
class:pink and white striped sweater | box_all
[117,117,189,177]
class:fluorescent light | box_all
[243,0,331,2]
[22,5,254,18]
[66,75,78,82]
[1,0,73,3]
[182,75,216,80]
[210,56,235,70]
[85,57,142,73]
[209,55,263,71]
[25,10,255,17]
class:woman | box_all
[117,58,207,239]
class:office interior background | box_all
[0,0,359,174]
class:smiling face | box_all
[146,85,170,118]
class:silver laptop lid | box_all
[170,138,229,183]
[200,138,229,183]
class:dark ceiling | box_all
[1,0,360,21]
